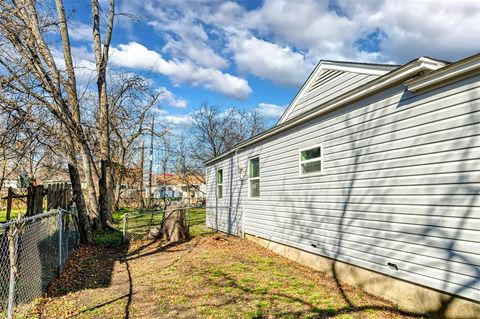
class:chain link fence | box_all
[122,207,193,242]
[0,209,79,318]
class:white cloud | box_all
[148,17,228,69]
[117,0,480,97]
[161,37,229,69]
[164,114,192,126]
[157,87,188,108]
[243,0,480,63]
[71,46,94,62]
[245,0,357,59]
[153,108,192,126]
[110,42,251,100]
[230,36,314,87]
[256,103,286,119]
[342,0,480,62]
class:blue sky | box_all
[64,0,480,127]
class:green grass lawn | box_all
[0,208,24,223]
[33,212,424,319]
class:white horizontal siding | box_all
[244,208,479,243]
[244,204,479,253]
[205,155,244,235]
[246,223,479,301]
[206,73,480,302]
[243,215,479,279]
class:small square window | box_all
[299,145,323,176]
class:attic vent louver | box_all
[306,69,343,94]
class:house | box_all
[205,53,480,318]
[152,173,206,202]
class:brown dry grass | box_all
[28,230,425,319]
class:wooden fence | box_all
[1,183,72,221]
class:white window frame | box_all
[298,144,324,177]
[248,156,260,198]
[216,169,223,199]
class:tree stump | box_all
[148,202,190,243]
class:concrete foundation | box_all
[246,234,480,319]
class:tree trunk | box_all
[56,0,96,235]
[97,75,111,226]
[113,150,125,212]
[98,160,110,226]
[148,203,189,243]
[67,161,92,245]
[93,0,115,228]
[81,148,100,228]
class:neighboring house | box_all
[205,53,480,317]
[152,173,206,202]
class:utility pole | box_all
[139,140,145,209]
[148,115,154,208]
[163,142,167,205]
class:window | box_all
[216,169,223,198]
[299,145,323,176]
[249,157,260,197]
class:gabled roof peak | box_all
[277,59,399,124]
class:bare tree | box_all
[246,108,267,138]
[0,90,43,192]
[0,0,100,243]
[108,73,159,211]
[190,103,268,162]
[92,0,115,227]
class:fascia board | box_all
[407,54,480,92]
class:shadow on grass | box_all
[46,220,204,319]
[48,231,128,298]
[201,267,425,319]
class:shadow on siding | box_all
[275,86,480,318]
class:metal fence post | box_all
[58,209,63,270]
[65,213,69,261]
[187,207,190,232]
[7,226,19,319]
[122,213,128,244]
